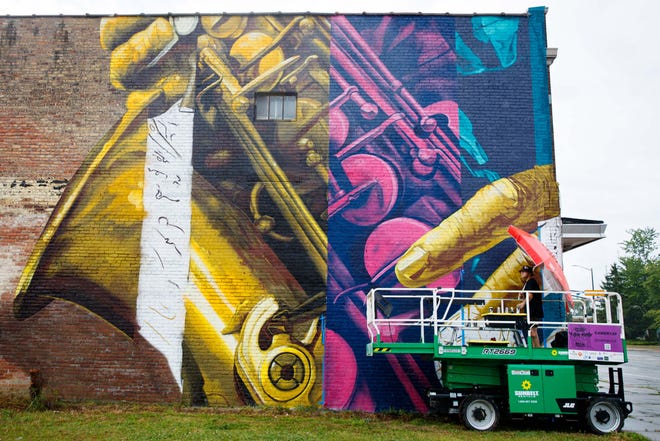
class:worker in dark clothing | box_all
[516,265,543,347]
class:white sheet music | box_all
[137,99,194,390]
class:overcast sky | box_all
[5,0,659,291]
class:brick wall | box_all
[0,13,556,410]
[0,17,178,402]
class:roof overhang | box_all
[561,217,606,252]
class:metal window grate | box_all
[255,93,297,121]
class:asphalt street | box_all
[599,346,660,440]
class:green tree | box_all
[643,259,660,330]
[602,227,659,340]
[622,227,658,261]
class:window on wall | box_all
[255,93,297,121]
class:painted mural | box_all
[324,12,559,411]
[5,10,559,410]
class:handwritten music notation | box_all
[137,100,195,389]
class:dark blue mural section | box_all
[326,12,554,411]
[456,15,535,289]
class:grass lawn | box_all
[0,403,649,441]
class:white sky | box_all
[5,0,660,291]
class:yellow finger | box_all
[396,164,559,287]
[473,248,533,316]
[100,17,154,51]
[109,17,176,90]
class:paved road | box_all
[598,346,660,440]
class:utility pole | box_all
[573,264,595,290]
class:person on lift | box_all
[516,265,544,347]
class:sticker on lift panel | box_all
[567,323,624,361]
[511,369,530,376]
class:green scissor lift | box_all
[366,288,633,434]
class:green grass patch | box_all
[627,340,659,346]
[0,403,647,441]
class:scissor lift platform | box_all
[365,288,632,434]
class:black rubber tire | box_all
[459,394,500,431]
[585,398,624,435]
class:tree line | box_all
[601,227,660,340]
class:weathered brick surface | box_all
[0,17,177,402]
[0,18,125,178]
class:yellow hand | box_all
[100,17,196,103]
[396,164,559,288]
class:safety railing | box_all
[366,288,625,348]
